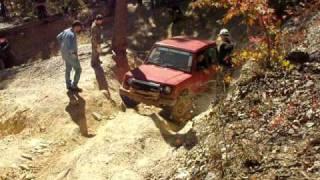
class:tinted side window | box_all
[205,47,218,64]
[196,47,218,70]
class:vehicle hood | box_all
[128,64,191,86]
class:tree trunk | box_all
[112,0,129,81]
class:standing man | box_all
[57,20,83,92]
[216,28,234,67]
[91,14,104,67]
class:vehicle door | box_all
[191,46,219,92]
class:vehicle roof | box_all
[155,36,215,53]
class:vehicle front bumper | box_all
[119,87,176,107]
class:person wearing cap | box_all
[57,20,83,92]
[216,28,234,67]
[91,14,104,67]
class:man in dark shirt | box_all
[91,14,104,67]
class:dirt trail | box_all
[39,110,178,179]
[0,43,115,177]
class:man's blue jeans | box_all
[63,54,82,88]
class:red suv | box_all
[120,37,220,122]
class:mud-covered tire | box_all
[120,95,139,108]
[169,91,193,123]
[0,59,5,70]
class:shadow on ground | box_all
[150,113,198,150]
[65,91,95,137]
[93,64,110,91]
[0,68,20,90]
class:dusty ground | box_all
[0,44,116,178]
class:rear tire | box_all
[120,95,139,108]
[168,91,194,124]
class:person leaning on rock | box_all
[57,20,83,92]
[91,14,104,67]
[216,28,234,67]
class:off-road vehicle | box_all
[120,36,220,122]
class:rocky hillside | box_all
[148,10,320,180]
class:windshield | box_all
[147,46,193,72]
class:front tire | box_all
[168,91,193,123]
[120,95,139,108]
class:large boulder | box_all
[237,60,264,86]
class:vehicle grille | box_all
[131,79,161,92]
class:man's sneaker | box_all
[91,63,99,68]
[70,86,83,92]
[91,61,103,67]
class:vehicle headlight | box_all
[127,77,134,85]
[163,86,172,94]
